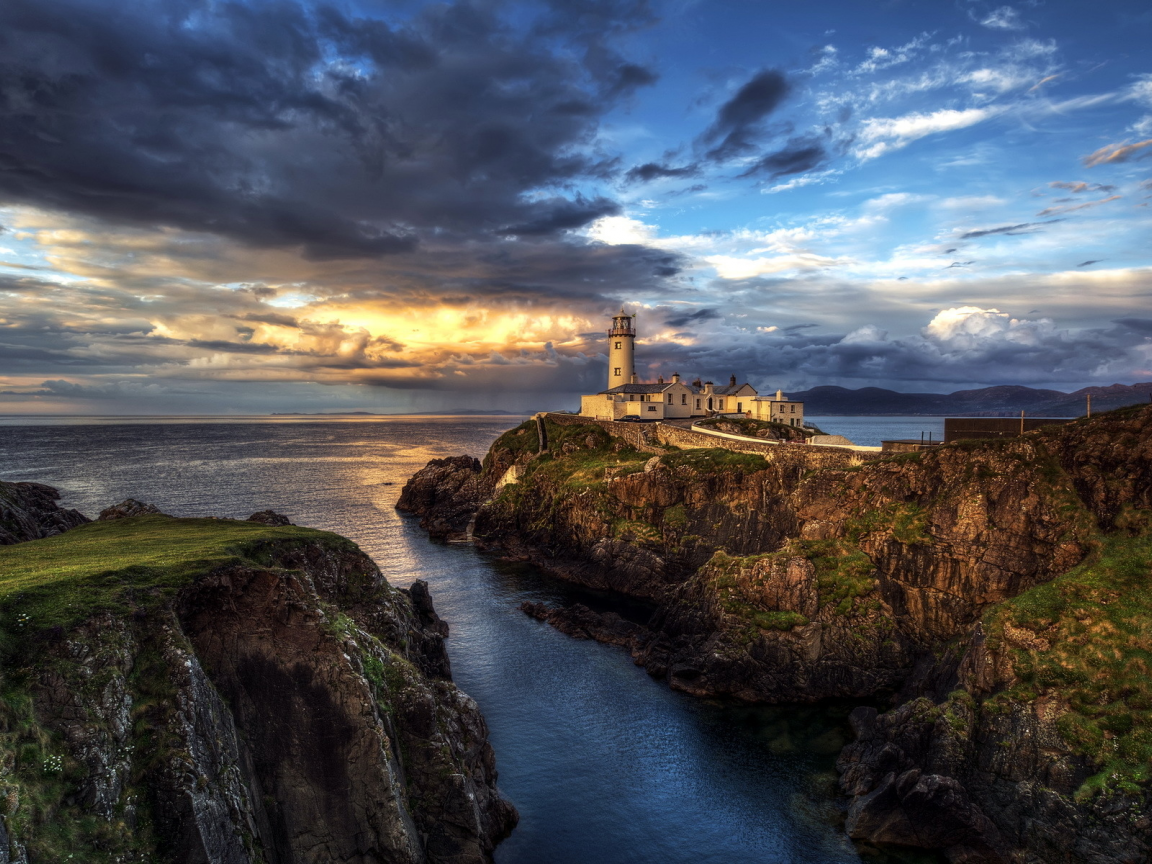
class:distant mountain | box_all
[787,383,1152,416]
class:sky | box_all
[1,0,1150,415]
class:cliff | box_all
[0,481,90,545]
[399,407,1152,863]
[0,499,515,863]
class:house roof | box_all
[600,381,759,396]
[705,383,754,395]
[603,383,674,394]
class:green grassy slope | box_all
[0,516,350,650]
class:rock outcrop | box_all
[0,480,89,544]
[396,456,486,540]
[0,509,516,863]
[400,407,1152,863]
[97,498,165,520]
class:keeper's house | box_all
[578,309,804,425]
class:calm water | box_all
[807,415,945,447]
[0,417,929,864]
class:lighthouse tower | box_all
[607,308,636,390]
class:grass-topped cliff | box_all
[0,507,515,864]
[0,516,356,650]
[401,405,1152,864]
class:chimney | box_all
[729,374,736,387]
[658,375,664,384]
[630,373,638,384]
[776,389,783,401]
[692,378,702,388]
[672,372,681,383]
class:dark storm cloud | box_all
[664,308,720,327]
[699,70,791,162]
[1115,318,1152,334]
[959,220,1062,239]
[498,195,621,236]
[0,0,658,258]
[624,162,700,184]
[739,136,828,179]
[604,63,660,98]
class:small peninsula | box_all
[0,483,515,863]
[400,404,1152,864]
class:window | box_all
[718,399,724,410]
[696,399,700,409]
[647,405,656,412]
[615,342,621,349]
[791,405,795,413]
[737,402,742,413]
[613,367,621,376]
[667,394,672,404]
[681,394,687,405]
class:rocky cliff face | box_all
[399,408,1152,863]
[0,480,89,544]
[0,498,515,863]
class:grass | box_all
[0,516,349,654]
[659,448,769,473]
[487,419,540,459]
[981,517,1152,795]
[847,502,933,547]
[796,539,878,615]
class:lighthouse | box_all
[607,308,636,390]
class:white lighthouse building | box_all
[578,307,804,424]
[607,308,636,389]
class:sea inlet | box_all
[0,416,936,864]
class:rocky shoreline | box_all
[0,483,516,863]
[398,407,1152,864]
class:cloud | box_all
[977,6,1026,31]
[856,108,995,160]
[1083,139,1152,167]
[1128,74,1152,107]
[0,0,653,258]
[665,308,720,327]
[739,136,829,179]
[958,220,1061,239]
[699,70,791,162]
[705,253,845,279]
[624,162,701,184]
[629,304,1152,394]
[1049,181,1117,194]
[1036,195,1121,217]
[1115,318,1152,334]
